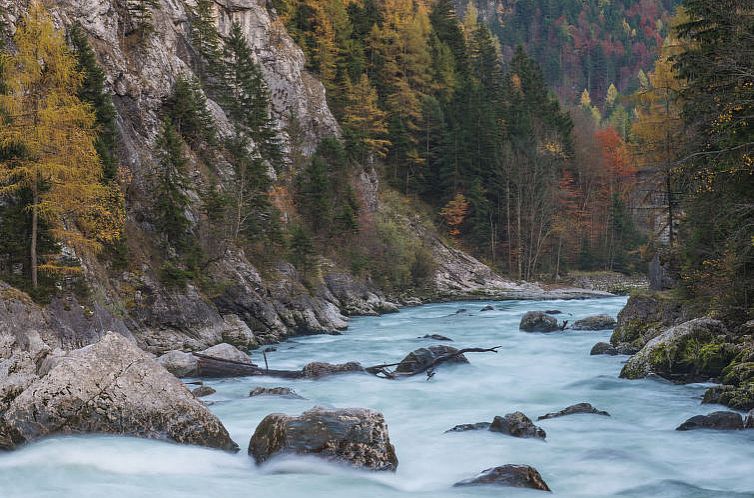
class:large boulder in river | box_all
[0,332,238,451]
[490,412,546,440]
[199,343,252,364]
[620,318,731,381]
[249,386,305,399]
[454,465,551,492]
[395,345,469,373]
[572,315,617,331]
[610,292,685,348]
[519,311,559,333]
[676,411,744,431]
[157,350,199,377]
[248,406,398,471]
[157,343,252,377]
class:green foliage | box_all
[288,224,316,274]
[164,77,217,148]
[69,24,119,182]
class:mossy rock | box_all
[714,383,754,411]
[722,362,754,385]
[620,318,729,381]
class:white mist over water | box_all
[2,297,754,498]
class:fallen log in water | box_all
[365,346,502,379]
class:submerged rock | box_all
[0,333,238,451]
[395,345,469,373]
[248,407,398,471]
[445,422,491,433]
[676,411,744,431]
[454,465,551,492]
[545,310,562,315]
[490,412,546,440]
[538,403,610,420]
[301,361,365,378]
[519,311,560,333]
[418,334,453,341]
[620,318,731,380]
[249,386,305,399]
[480,305,495,312]
[192,386,216,397]
[455,308,468,314]
[572,315,617,331]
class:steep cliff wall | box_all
[0,0,601,356]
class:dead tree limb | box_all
[365,346,502,379]
[193,353,303,379]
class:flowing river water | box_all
[2,297,754,497]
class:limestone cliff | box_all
[0,0,602,358]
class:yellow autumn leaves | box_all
[0,1,124,286]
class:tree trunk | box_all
[31,182,39,289]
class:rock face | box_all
[248,407,398,471]
[572,315,617,331]
[676,411,744,431]
[249,386,305,399]
[454,465,551,492]
[620,318,730,380]
[301,361,365,379]
[490,412,546,440]
[538,403,610,420]
[0,333,237,451]
[610,293,686,349]
[394,345,469,373]
[519,312,560,333]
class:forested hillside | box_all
[459,0,679,105]
[274,0,647,279]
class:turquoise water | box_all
[2,297,754,497]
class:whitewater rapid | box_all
[2,297,753,497]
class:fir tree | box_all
[70,24,119,181]
[153,120,192,254]
[164,77,217,148]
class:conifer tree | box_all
[222,22,281,165]
[190,0,224,88]
[70,24,119,181]
[165,77,217,148]
[343,74,390,160]
[153,120,192,254]
[0,2,124,289]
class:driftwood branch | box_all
[191,346,502,380]
[365,346,502,379]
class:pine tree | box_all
[0,2,124,289]
[222,23,281,165]
[153,120,192,254]
[70,24,119,182]
[165,77,217,147]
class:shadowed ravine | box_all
[2,297,753,497]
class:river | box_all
[2,297,753,497]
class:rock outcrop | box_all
[0,333,237,451]
[394,345,469,373]
[538,403,610,420]
[610,292,686,349]
[248,407,398,471]
[572,315,617,331]
[519,311,560,333]
[490,412,546,440]
[590,342,639,356]
[454,465,551,492]
[620,318,731,381]
[676,411,744,431]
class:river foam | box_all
[2,297,753,497]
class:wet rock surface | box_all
[192,386,216,398]
[538,403,610,420]
[394,345,469,373]
[572,315,617,331]
[676,411,744,431]
[519,311,560,333]
[301,361,365,379]
[445,422,492,433]
[490,412,546,440]
[249,387,305,399]
[248,407,398,471]
[454,465,551,491]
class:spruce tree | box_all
[165,77,217,148]
[153,120,192,254]
[70,24,119,181]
